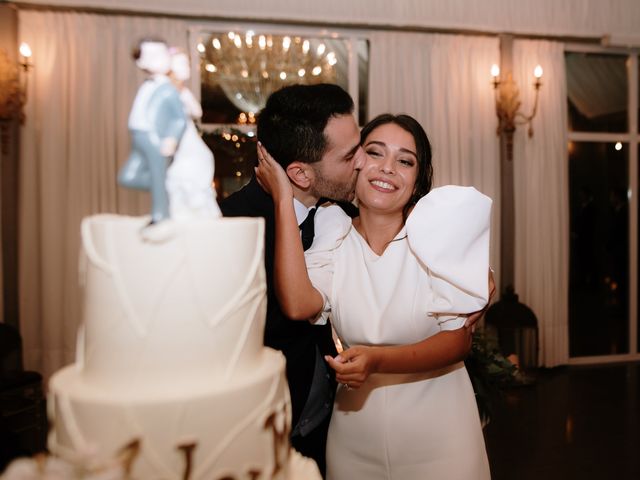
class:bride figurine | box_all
[165,49,221,220]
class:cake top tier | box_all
[77,215,266,393]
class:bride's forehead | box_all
[364,127,416,153]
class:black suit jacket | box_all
[219,177,338,428]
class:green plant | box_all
[464,328,517,424]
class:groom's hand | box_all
[464,269,496,332]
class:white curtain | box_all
[565,53,627,119]
[18,10,189,380]
[513,40,569,367]
[368,32,502,288]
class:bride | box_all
[166,49,221,220]
[256,113,492,480]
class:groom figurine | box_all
[118,39,186,227]
[220,84,365,477]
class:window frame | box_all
[565,42,640,365]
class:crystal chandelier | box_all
[199,32,337,114]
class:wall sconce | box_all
[0,42,32,154]
[491,63,542,147]
[0,42,33,124]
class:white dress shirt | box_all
[128,75,170,131]
[293,197,315,228]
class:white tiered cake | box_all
[46,215,320,479]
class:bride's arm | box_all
[326,327,472,388]
[179,87,203,119]
[255,142,324,320]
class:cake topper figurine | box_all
[166,48,221,220]
[118,39,187,239]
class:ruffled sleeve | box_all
[304,204,352,325]
[406,185,492,330]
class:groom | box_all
[118,39,186,226]
[220,83,365,476]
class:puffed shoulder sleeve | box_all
[406,185,492,329]
[304,204,352,325]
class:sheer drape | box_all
[513,40,569,366]
[368,32,502,286]
[565,54,627,119]
[18,10,189,379]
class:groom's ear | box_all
[286,161,313,189]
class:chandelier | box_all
[198,32,337,115]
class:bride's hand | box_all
[325,345,381,389]
[255,142,293,203]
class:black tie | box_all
[299,207,317,251]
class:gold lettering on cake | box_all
[33,453,47,473]
[214,398,294,479]
[215,468,263,480]
[264,401,290,477]
[247,469,261,479]
[177,441,197,480]
[117,438,141,475]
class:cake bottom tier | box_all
[48,348,318,480]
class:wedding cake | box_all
[45,215,321,479]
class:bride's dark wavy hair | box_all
[359,114,433,220]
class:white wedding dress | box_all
[166,88,221,219]
[306,186,492,480]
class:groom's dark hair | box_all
[257,83,354,168]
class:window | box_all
[568,140,629,356]
[566,48,639,362]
